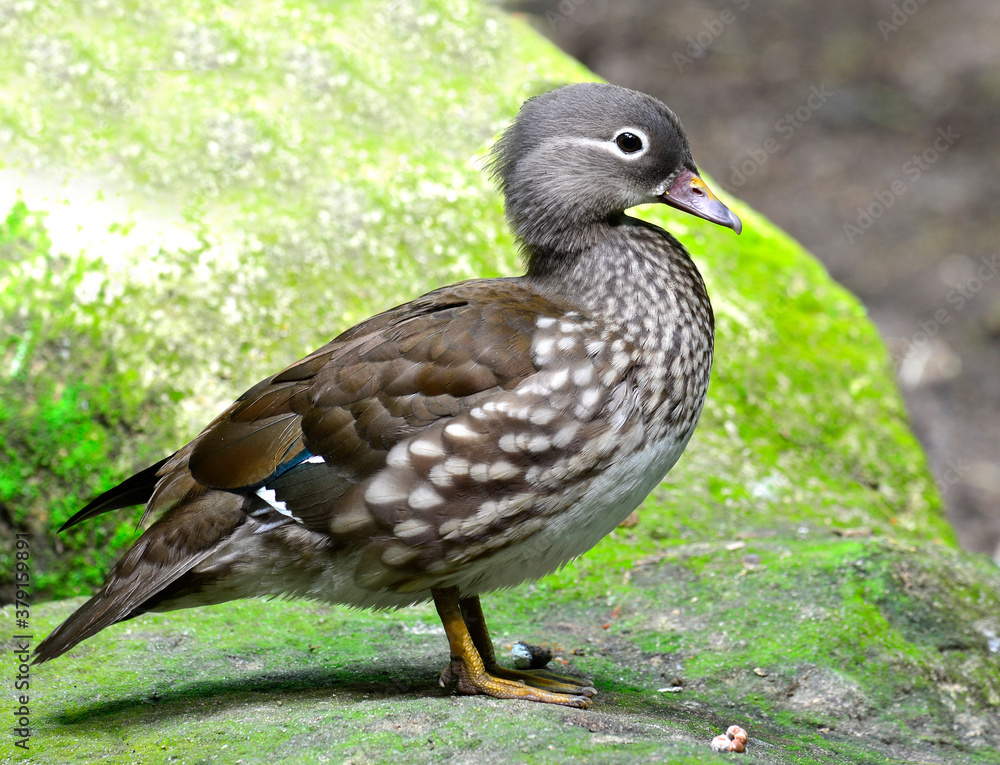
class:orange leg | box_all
[433,587,595,707]
[459,594,597,695]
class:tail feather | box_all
[33,589,141,664]
[59,458,170,532]
[34,490,246,664]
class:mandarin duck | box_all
[35,83,741,708]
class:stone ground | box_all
[15,535,1000,764]
[516,0,1000,559]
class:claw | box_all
[443,656,593,708]
[438,662,455,688]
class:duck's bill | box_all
[659,168,742,235]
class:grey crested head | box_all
[489,82,741,259]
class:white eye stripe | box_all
[568,127,650,160]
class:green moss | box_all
[0,202,158,598]
[614,536,1000,753]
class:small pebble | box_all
[709,725,748,753]
[509,641,552,669]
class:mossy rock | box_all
[1,0,998,762]
[19,539,1000,763]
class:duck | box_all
[34,82,741,708]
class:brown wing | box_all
[139,279,561,526]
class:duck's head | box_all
[490,82,741,252]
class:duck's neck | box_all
[524,214,715,435]
[507,192,623,262]
[524,215,714,353]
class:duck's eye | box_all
[615,132,643,154]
